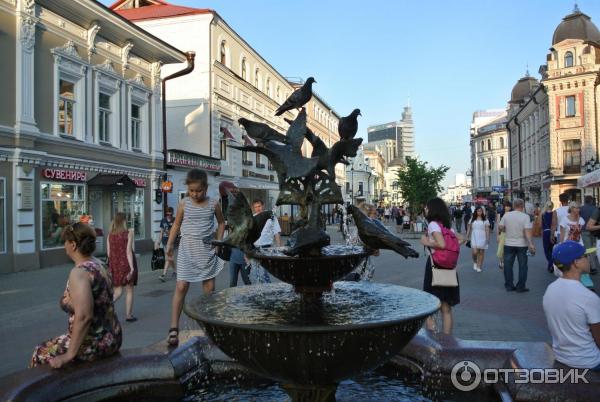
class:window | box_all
[220,41,227,65]
[488,176,492,187]
[98,93,111,143]
[266,78,271,97]
[500,156,505,169]
[241,57,247,80]
[358,182,364,196]
[220,137,227,160]
[565,51,574,68]
[487,158,492,170]
[255,152,261,166]
[41,183,86,249]
[58,80,75,135]
[500,137,505,148]
[500,175,505,186]
[254,68,260,87]
[345,182,350,193]
[0,178,4,253]
[566,96,576,117]
[276,85,280,100]
[131,104,141,150]
[242,150,251,165]
[563,139,581,174]
[480,140,484,151]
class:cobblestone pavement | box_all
[1,223,597,376]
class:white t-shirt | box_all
[254,215,282,247]
[499,210,532,247]
[555,206,569,237]
[543,278,600,368]
[559,215,586,245]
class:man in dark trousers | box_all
[462,202,472,233]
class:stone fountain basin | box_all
[185,282,440,386]
[248,245,368,293]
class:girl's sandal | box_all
[167,328,179,347]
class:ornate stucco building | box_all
[363,146,386,203]
[0,0,186,272]
[470,109,509,200]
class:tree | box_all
[393,157,449,217]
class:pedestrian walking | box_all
[107,212,138,322]
[165,169,225,346]
[453,207,463,234]
[498,198,535,292]
[579,195,599,275]
[30,223,121,368]
[532,203,542,237]
[551,192,570,244]
[542,201,555,273]
[558,202,594,290]
[487,204,496,232]
[462,202,472,233]
[420,197,460,335]
[466,206,490,272]
[155,207,177,281]
[496,200,512,269]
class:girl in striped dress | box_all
[165,169,225,346]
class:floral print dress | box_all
[30,259,122,367]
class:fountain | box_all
[184,80,440,401]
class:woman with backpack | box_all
[420,197,460,335]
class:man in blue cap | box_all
[543,240,600,370]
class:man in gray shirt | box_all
[499,198,536,292]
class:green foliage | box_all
[393,157,449,216]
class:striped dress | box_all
[177,197,224,282]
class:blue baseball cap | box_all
[552,241,589,266]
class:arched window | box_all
[480,140,484,151]
[220,41,226,65]
[487,139,492,150]
[254,68,259,87]
[241,58,247,80]
[266,78,271,97]
[564,51,574,68]
[499,137,505,148]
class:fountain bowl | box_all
[249,245,368,293]
[185,282,440,386]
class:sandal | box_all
[167,327,179,347]
[125,316,138,323]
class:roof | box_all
[110,0,213,22]
[510,75,539,103]
[552,8,600,46]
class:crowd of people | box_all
[28,169,600,374]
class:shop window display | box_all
[41,183,86,249]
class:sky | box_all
[104,0,600,188]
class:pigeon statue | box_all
[328,138,363,177]
[284,226,331,257]
[285,108,308,151]
[275,77,316,116]
[238,118,288,144]
[213,190,274,252]
[229,142,319,179]
[348,205,419,258]
[338,109,361,140]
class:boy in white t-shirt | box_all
[543,241,600,370]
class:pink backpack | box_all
[431,222,460,269]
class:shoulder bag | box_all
[429,250,458,287]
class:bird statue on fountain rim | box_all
[338,108,361,140]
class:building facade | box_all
[0,0,186,272]
[441,174,472,205]
[113,0,297,213]
[364,139,396,166]
[367,105,415,164]
[506,79,549,204]
[471,111,510,201]
[541,7,600,204]
[363,147,386,203]
[344,148,374,205]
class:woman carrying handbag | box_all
[420,197,461,335]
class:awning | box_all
[578,169,600,188]
[220,127,236,141]
[88,174,136,189]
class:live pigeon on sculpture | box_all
[348,205,420,259]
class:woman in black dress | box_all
[420,197,460,335]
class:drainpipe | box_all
[161,51,196,213]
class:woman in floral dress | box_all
[30,223,122,368]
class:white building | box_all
[113,0,298,211]
[442,174,472,205]
[470,109,510,201]
[344,148,374,205]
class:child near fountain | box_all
[165,169,225,346]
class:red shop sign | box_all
[42,168,86,182]
[132,178,146,187]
